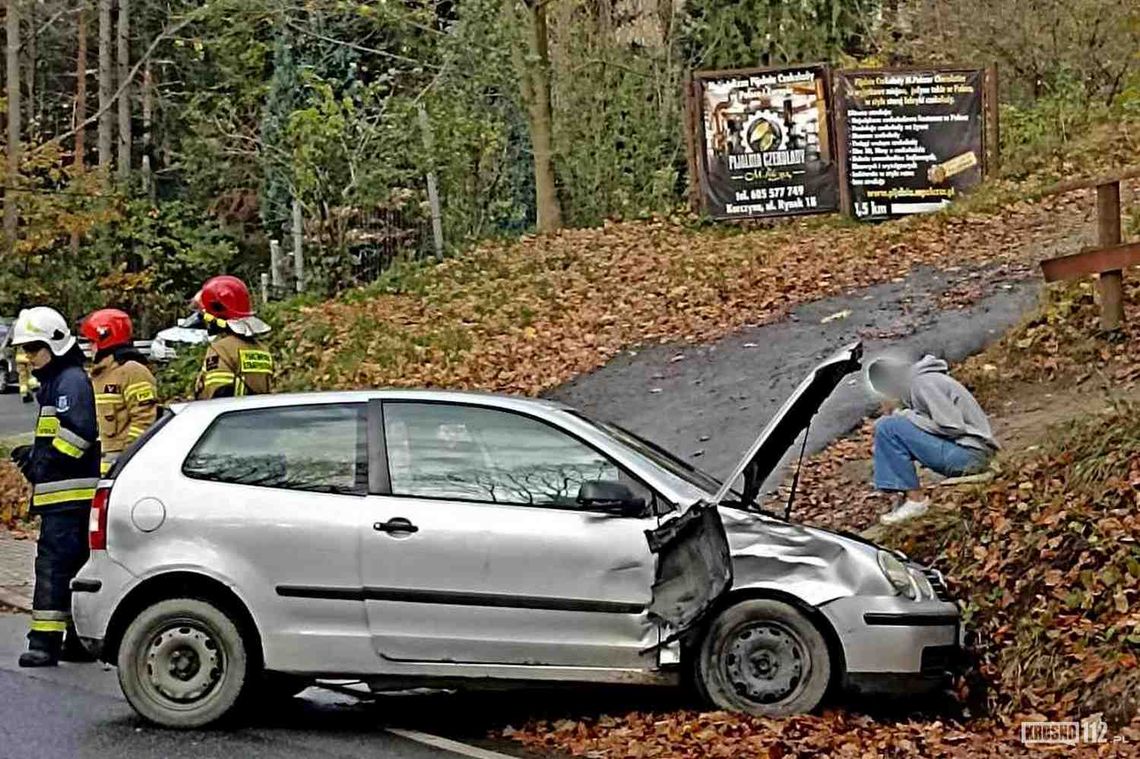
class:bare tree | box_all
[515,0,562,233]
[5,0,22,250]
[97,0,112,172]
[116,0,129,179]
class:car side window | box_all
[383,402,652,511]
[183,404,368,495]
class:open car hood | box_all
[711,342,863,509]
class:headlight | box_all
[877,550,916,599]
[909,567,935,599]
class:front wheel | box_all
[117,597,254,728]
[695,598,831,717]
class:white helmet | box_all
[12,307,77,357]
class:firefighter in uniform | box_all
[81,309,159,474]
[192,275,275,399]
[8,307,100,667]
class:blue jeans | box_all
[873,416,990,492]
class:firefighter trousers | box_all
[28,509,90,652]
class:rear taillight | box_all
[90,485,110,550]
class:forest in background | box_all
[0,0,1138,331]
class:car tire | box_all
[696,599,831,717]
[117,597,254,729]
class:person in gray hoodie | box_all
[866,354,999,524]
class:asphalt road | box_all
[0,613,539,759]
[552,262,1041,494]
[0,391,35,441]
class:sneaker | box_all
[880,499,930,525]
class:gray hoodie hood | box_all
[899,355,999,452]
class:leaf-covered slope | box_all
[274,192,1086,395]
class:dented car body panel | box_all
[646,503,733,637]
[74,342,959,697]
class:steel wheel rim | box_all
[722,620,809,705]
[138,618,225,709]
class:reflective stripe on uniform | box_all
[52,425,95,459]
[39,407,57,416]
[127,425,148,438]
[30,608,72,633]
[33,477,101,495]
[52,436,84,457]
[56,426,92,451]
[32,477,99,507]
[203,371,236,390]
[32,488,97,507]
[95,393,122,404]
[124,381,156,403]
[32,609,71,621]
[36,416,60,437]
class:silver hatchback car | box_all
[71,343,961,728]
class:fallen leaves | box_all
[274,189,1091,398]
[0,461,30,529]
[504,709,1140,758]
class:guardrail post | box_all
[1096,181,1123,332]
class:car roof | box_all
[170,389,572,416]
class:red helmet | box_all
[196,275,253,320]
[81,308,133,352]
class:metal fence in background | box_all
[262,199,435,304]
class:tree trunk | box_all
[5,0,22,251]
[516,0,562,233]
[71,0,88,254]
[97,0,112,173]
[116,0,130,180]
[141,60,152,201]
[74,1,88,170]
[23,0,32,133]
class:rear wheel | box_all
[117,597,254,728]
[696,599,831,717]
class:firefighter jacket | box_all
[90,348,158,473]
[27,354,100,514]
[194,333,274,400]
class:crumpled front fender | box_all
[720,507,891,607]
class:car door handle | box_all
[374,518,419,534]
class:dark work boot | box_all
[19,648,58,667]
[60,634,96,663]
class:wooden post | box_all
[292,199,305,294]
[417,104,444,260]
[1096,181,1124,331]
[833,73,852,217]
[269,239,282,289]
[984,64,1000,176]
[682,76,702,214]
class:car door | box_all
[179,402,371,671]
[361,400,661,669]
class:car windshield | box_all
[569,411,731,497]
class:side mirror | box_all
[577,480,645,517]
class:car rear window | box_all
[183,404,368,495]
